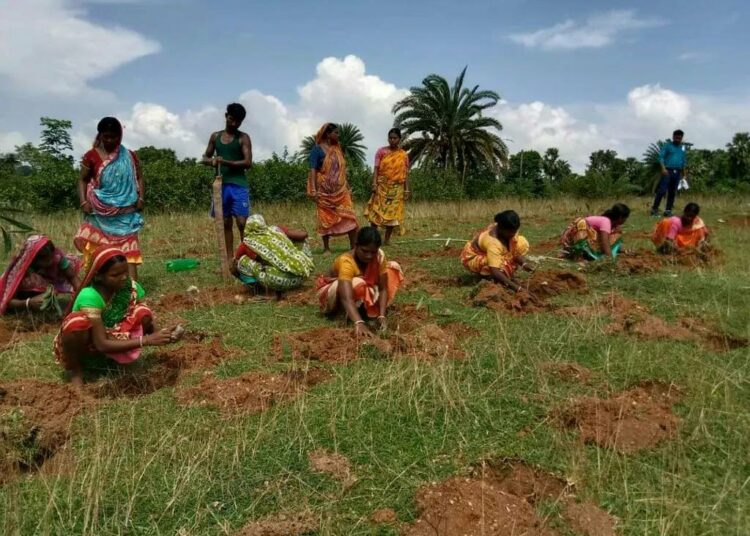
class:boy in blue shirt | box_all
[651,129,688,217]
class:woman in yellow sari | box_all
[364,128,410,245]
[307,123,359,254]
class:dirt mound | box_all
[277,288,314,307]
[405,268,445,298]
[308,449,357,488]
[533,238,563,252]
[525,269,587,297]
[553,380,682,453]
[155,333,238,371]
[176,368,330,417]
[86,365,181,399]
[404,459,568,536]
[235,512,318,536]
[370,508,398,525]
[1,380,90,482]
[154,286,250,313]
[727,215,750,227]
[471,280,548,314]
[394,323,469,360]
[563,501,619,536]
[611,250,664,275]
[540,362,593,384]
[559,293,748,352]
[275,327,393,363]
[417,245,464,258]
[0,319,58,349]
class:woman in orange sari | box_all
[364,128,410,245]
[316,227,404,337]
[652,202,709,253]
[307,123,359,254]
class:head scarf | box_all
[0,235,53,314]
[315,123,336,145]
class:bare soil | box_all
[235,512,318,536]
[175,368,330,417]
[563,501,619,536]
[540,362,593,384]
[553,380,683,453]
[370,508,398,525]
[308,448,357,488]
[154,285,251,313]
[1,380,90,483]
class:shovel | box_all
[212,162,230,280]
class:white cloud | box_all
[509,10,664,51]
[627,84,691,125]
[0,0,159,97]
[0,131,25,153]
[95,55,408,163]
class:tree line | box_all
[2,70,750,212]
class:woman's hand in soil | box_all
[355,321,373,338]
[145,329,174,347]
[377,315,388,332]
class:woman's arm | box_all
[134,154,144,209]
[307,169,318,199]
[63,263,81,289]
[376,273,389,330]
[371,163,379,194]
[489,267,522,291]
[337,280,372,336]
[518,255,536,272]
[598,231,613,258]
[79,165,92,214]
[89,317,172,353]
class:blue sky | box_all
[1,0,748,170]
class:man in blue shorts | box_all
[202,103,253,258]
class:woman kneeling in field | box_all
[316,227,404,337]
[0,235,80,316]
[54,247,180,385]
[652,202,709,254]
[561,203,630,260]
[461,210,534,292]
[231,214,314,292]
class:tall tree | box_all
[392,68,508,173]
[296,123,367,168]
[39,117,73,164]
[727,132,750,181]
[542,148,571,182]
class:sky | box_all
[0,0,748,171]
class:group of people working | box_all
[0,104,709,385]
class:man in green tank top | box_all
[202,103,253,258]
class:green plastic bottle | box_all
[166,258,200,272]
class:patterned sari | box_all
[316,250,404,318]
[74,144,144,270]
[560,218,623,260]
[461,226,530,278]
[307,123,359,237]
[652,216,708,250]
[54,246,152,368]
[364,147,409,232]
[0,235,79,314]
[235,215,314,291]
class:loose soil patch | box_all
[559,293,748,352]
[563,501,619,536]
[405,459,567,536]
[235,512,318,536]
[154,286,251,313]
[540,362,593,384]
[370,508,398,525]
[553,380,682,453]
[155,332,239,372]
[275,327,393,363]
[404,268,446,298]
[308,448,357,488]
[176,368,330,417]
[612,247,721,275]
[1,380,90,483]
[524,269,587,297]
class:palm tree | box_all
[392,68,508,173]
[296,123,367,168]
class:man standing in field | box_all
[651,129,688,217]
[202,103,253,257]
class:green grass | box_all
[1,196,749,535]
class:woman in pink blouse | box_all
[561,203,630,260]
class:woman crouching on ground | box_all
[316,227,404,337]
[231,214,314,292]
[652,202,709,254]
[54,246,181,386]
[561,203,630,260]
[461,210,534,292]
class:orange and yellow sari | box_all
[364,147,409,232]
[652,216,708,249]
[307,124,359,237]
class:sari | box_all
[54,246,152,368]
[560,217,623,260]
[235,215,314,291]
[74,144,144,270]
[461,226,530,278]
[364,147,409,232]
[652,216,708,250]
[307,123,359,237]
[316,250,404,318]
[0,235,80,315]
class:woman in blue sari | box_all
[75,117,145,280]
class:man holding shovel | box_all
[202,103,253,265]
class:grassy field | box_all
[1,196,749,535]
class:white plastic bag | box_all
[678,178,689,190]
